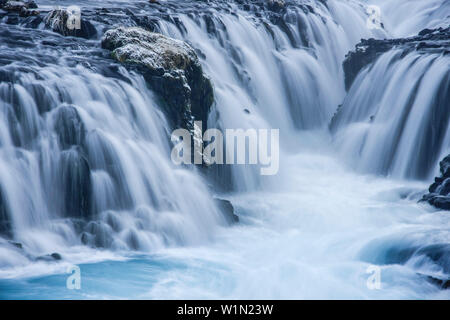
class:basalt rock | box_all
[44,9,97,39]
[18,6,39,17]
[81,221,114,248]
[425,275,450,290]
[214,198,239,224]
[1,1,25,11]
[0,0,37,15]
[422,154,450,210]
[343,26,450,90]
[101,26,214,130]
[53,105,86,150]
[36,252,62,261]
[59,148,92,219]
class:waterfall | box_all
[0,30,228,266]
[331,48,450,180]
[370,0,450,37]
[156,0,385,190]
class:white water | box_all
[370,0,450,37]
[332,50,450,180]
[142,146,449,299]
[0,0,449,299]
[0,62,228,268]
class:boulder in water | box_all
[8,241,22,249]
[267,0,285,12]
[81,221,114,248]
[425,275,450,290]
[422,155,450,211]
[1,1,26,11]
[0,0,37,14]
[18,6,39,17]
[53,105,86,150]
[214,198,239,224]
[36,252,62,262]
[101,26,214,130]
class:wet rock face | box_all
[101,26,214,130]
[59,148,92,219]
[1,0,31,11]
[214,198,239,224]
[343,26,450,90]
[81,221,114,248]
[53,105,86,150]
[422,155,450,210]
[0,0,39,17]
[0,188,12,238]
[44,9,97,39]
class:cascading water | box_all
[331,49,450,179]
[369,0,450,37]
[0,23,228,270]
[157,0,386,190]
[0,0,449,299]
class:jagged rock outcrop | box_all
[44,8,97,39]
[214,198,239,224]
[343,26,450,90]
[36,252,62,261]
[0,0,36,11]
[0,0,38,17]
[422,155,450,210]
[101,26,214,130]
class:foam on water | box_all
[2,134,449,299]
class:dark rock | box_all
[53,105,86,150]
[19,7,39,17]
[214,198,239,224]
[425,275,450,290]
[125,229,140,250]
[24,0,36,8]
[343,26,450,90]
[101,26,214,130]
[0,187,12,238]
[36,252,63,262]
[267,0,285,12]
[8,241,22,249]
[422,155,450,211]
[59,148,92,219]
[50,252,62,260]
[81,221,113,248]
[0,0,36,12]
[1,1,26,12]
[44,9,97,39]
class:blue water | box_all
[0,255,190,299]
